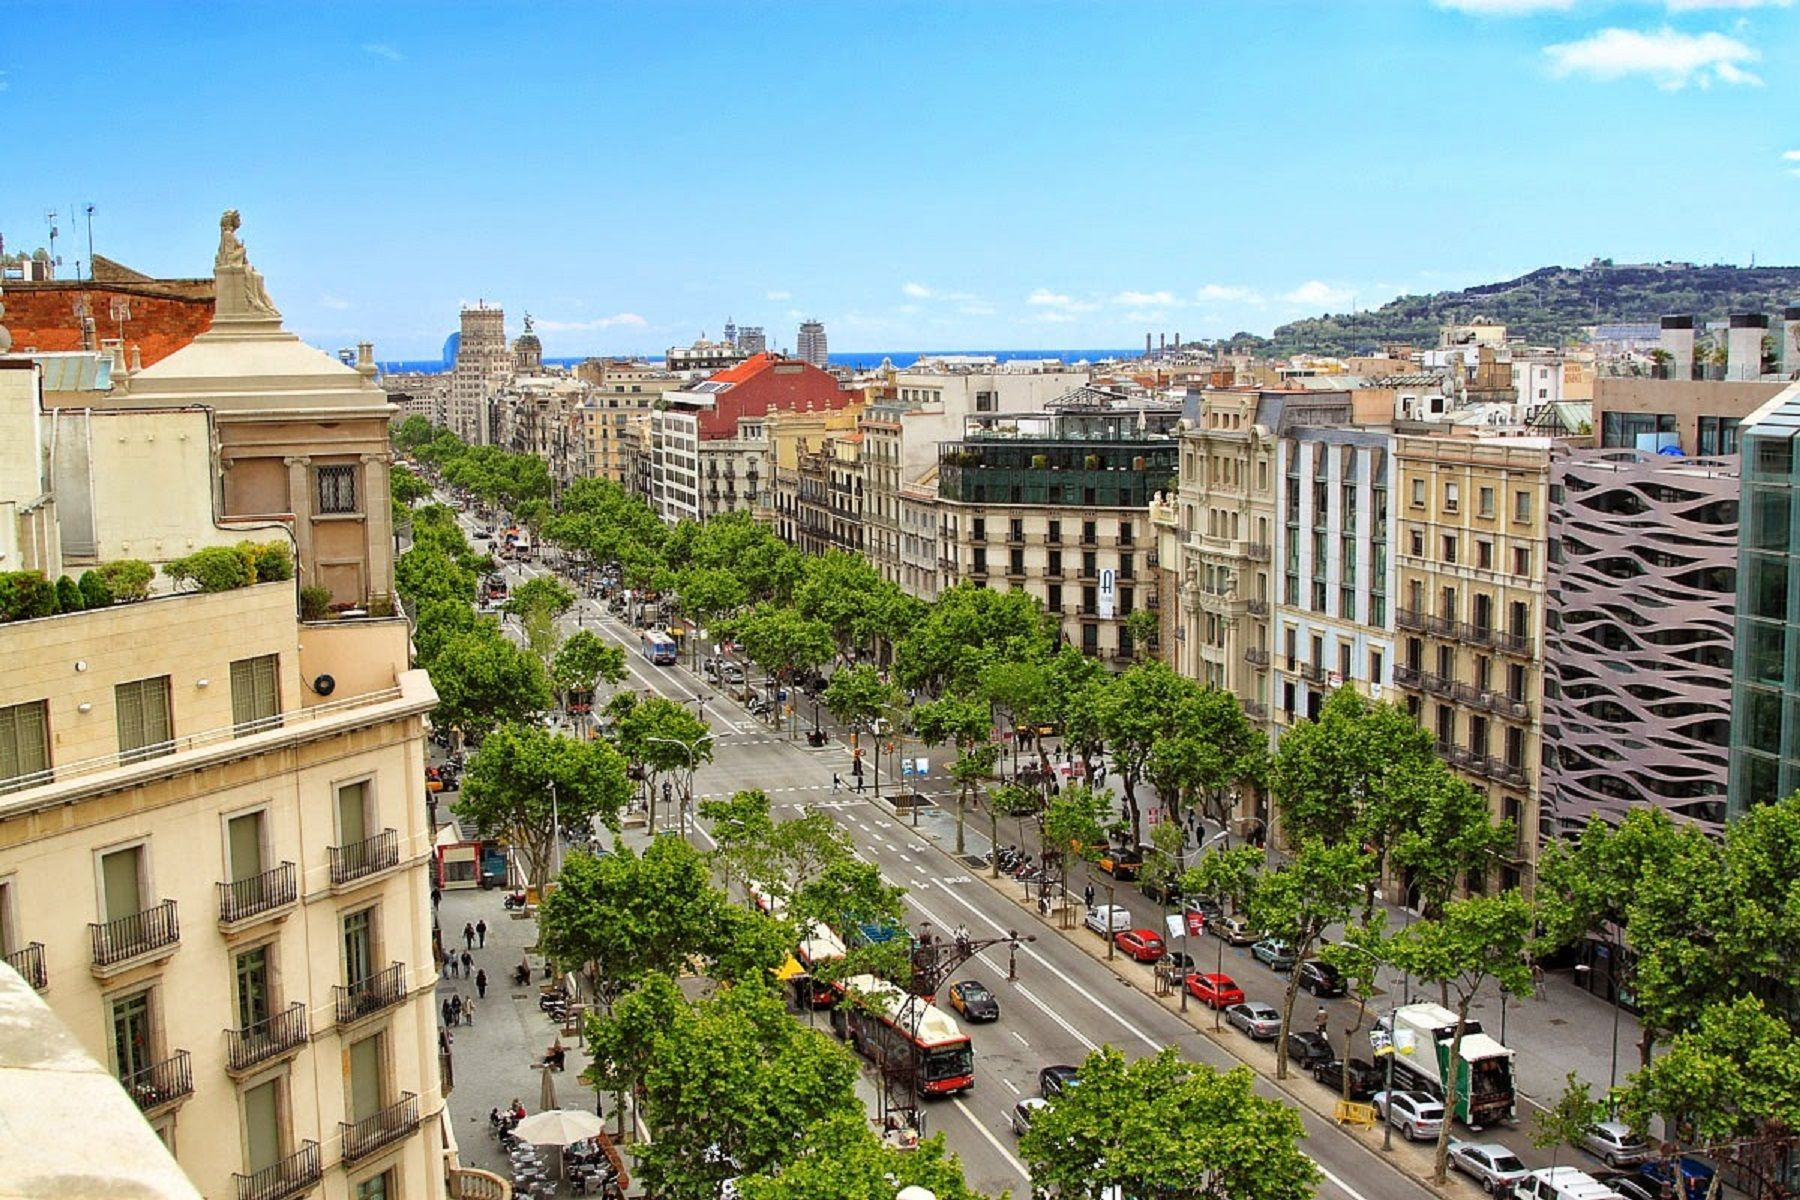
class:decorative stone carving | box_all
[214,210,281,321]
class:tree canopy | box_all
[454,721,629,886]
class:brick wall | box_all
[5,283,214,367]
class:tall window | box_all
[0,700,49,792]
[342,907,375,989]
[244,1079,285,1178]
[230,655,281,735]
[115,676,173,762]
[317,465,359,514]
[100,845,146,924]
[228,811,267,882]
[337,781,370,846]
[355,1170,394,1200]
[348,1032,385,1124]
[111,988,155,1079]
[236,945,271,1029]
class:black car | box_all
[1140,876,1185,905]
[1311,1057,1384,1102]
[1039,1064,1080,1098]
[1297,960,1348,998]
[947,980,1000,1023]
[1285,1031,1335,1070]
[1155,950,1199,986]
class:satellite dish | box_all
[312,674,337,697]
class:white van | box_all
[1514,1166,1627,1200]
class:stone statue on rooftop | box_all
[213,209,280,319]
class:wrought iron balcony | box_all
[1245,598,1269,616]
[1244,647,1270,666]
[1243,699,1269,719]
[226,1002,310,1074]
[1299,662,1326,684]
[218,862,297,927]
[1394,665,1422,688]
[1245,542,1271,561]
[122,1049,193,1115]
[340,1092,420,1163]
[329,829,399,888]
[3,941,46,991]
[1396,607,1427,632]
[233,1141,321,1200]
[334,962,408,1026]
[89,899,180,971]
[1422,672,1456,698]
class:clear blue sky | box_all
[3,1,1796,358]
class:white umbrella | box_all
[513,1107,605,1147]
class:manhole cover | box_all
[1548,1018,1569,1026]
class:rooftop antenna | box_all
[84,204,95,281]
[45,209,59,277]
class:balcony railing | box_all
[89,899,180,968]
[218,862,298,926]
[4,941,46,991]
[226,1002,310,1074]
[1483,757,1530,788]
[329,829,399,887]
[1245,542,1271,561]
[334,962,409,1026]
[1422,672,1455,698]
[1396,607,1426,632]
[1245,598,1268,616]
[234,1141,321,1200]
[1394,665,1422,688]
[1243,699,1269,719]
[340,1092,420,1163]
[1299,663,1326,684]
[1244,647,1270,666]
[122,1049,193,1115]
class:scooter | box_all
[503,890,528,910]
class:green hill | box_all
[1261,262,1800,357]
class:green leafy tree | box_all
[1044,783,1110,927]
[428,625,552,741]
[454,721,630,887]
[1047,645,1109,780]
[1124,607,1161,661]
[1386,891,1537,1182]
[602,977,865,1200]
[503,575,577,668]
[551,629,626,708]
[727,603,834,734]
[615,697,713,832]
[699,788,777,895]
[1388,762,1515,921]
[892,582,1058,694]
[1532,1072,1606,1174]
[792,550,887,658]
[735,1111,994,1200]
[412,598,479,668]
[912,692,994,855]
[1318,912,1390,1095]
[1269,687,1437,916]
[820,663,900,734]
[1099,661,1201,847]
[1019,1046,1317,1200]
[982,658,1052,779]
[1245,839,1374,1079]
[675,566,749,664]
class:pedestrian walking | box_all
[832,772,842,792]
[476,919,488,948]
[464,997,476,1026]
[450,994,464,1026]
[476,968,489,999]
[1083,883,1095,911]
[1315,1005,1329,1037]
[463,922,476,950]
[460,949,473,977]
[441,996,454,1026]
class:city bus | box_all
[839,974,974,1097]
[746,880,788,919]
[641,628,678,666]
[795,922,848,1009]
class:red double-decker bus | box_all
[840,974,974,1097]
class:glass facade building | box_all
[1730,383,1800,816]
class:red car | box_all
[1184,972,1246,1009]
[1113,928,1166,962]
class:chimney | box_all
[1728,313,1769,381]
[1659,315,1695,381]
[1145,333,1152,358]
[1783,306,1800,377]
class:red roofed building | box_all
[651,353,862,523]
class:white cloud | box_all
[319,294,352,311]
[896,304,922,315]
[1667,0,1790,10]
[766,290,792,302]
[361,43,403,61]
[1782,149,1800,160]
[1434,0,1575,13]
[1111,290,1177,307]
[1284,280,1355,308]
[1026,288,1100,313]
[959,302,996,317]
[1194,283,1263,304]
[1544,27,1761,88]
[1034,311,1077,324]
[902,282,933,299]
[532,312,647,332]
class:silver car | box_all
[1372,1090,1445,1142]
[1224,1001,1283,1040]
[1580,1119,1650,1167]
[1449,1139,1529,1194]
[1010,1096,1048,1137]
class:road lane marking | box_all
[897,853,911,863]
[1013,985,1098,1053]
[950,1097,1027,1179]
[926,879,1162,1051]
[1002,1078,1020,1095]
[1010,1030,1029,1047]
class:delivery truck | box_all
[1371,1001,1516,1128]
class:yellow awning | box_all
[773,955,806,982]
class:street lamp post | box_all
[642,732,715,838]
[1376,1036,1415,1153]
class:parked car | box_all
[1449,1139,1530,1195]
[1140,875,1185,905]
[1251,938,1298,971]
[1185,895,1225,925]
[1225,1001,1283,1040]
[1310,1057,1383,1102]
[1084,904,1133,936]
[1184,972,1246,1009]
[1590,1171,1662,1200]
[1210,915,1260,945]
[1010,1097,1048,1137]
[1637,1156,1716,1197]
[1039,1064,1079,1098]
[1581,1120,1651,1168]
[1285,1030,1335,1070]
[1114,928,1166,963]
[1297,960,1348,997]
[1372,1090,1445,1142]
[1155,951,1198,988]
[947,980,999,1023]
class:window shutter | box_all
[116,681,144,754]
[145,679,171,749]
[254,655,278,720]
[231,659,255,730]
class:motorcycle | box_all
[503,890,529,910]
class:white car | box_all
[1372,1090,1444,1141]
[1009,1096,1048,1136]
[1083,904,1132,936]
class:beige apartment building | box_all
[1393,435,1551,891]
[573,359,686,484]
[0,223,473,1200]
[767,406,864,553]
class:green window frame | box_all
[0,700,50,792]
